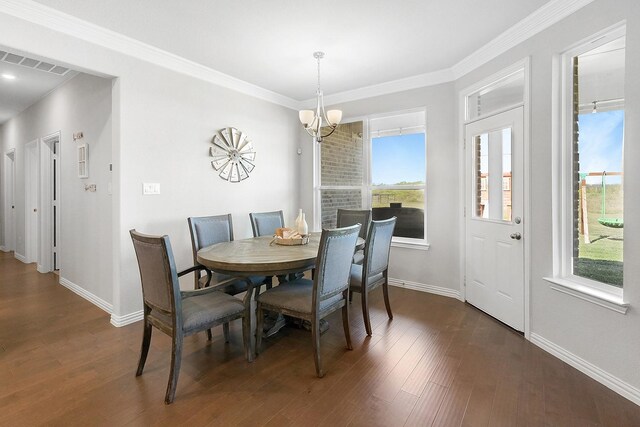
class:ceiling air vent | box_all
[0,50,71,76]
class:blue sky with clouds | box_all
[371,133,426,185]
[578,110,624,184]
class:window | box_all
[466,69,525,120]
[556,27,625,297]
[316,110,427,245]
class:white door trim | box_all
[457,58,531,338]
[39,131,61,273]
[3,149,16,252]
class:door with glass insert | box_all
[465,107,524,332]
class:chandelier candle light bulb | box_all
[298,51,342,143]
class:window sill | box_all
[391,241,430,251]
[543,277,629,314]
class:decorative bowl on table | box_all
[271,227,309,246]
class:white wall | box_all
[0,11,301,322]
[0,73,113,303]
[300,83,460,293]
[454,0,640,397]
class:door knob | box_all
[510,232,521,240]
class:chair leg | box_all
[243,311,254,362]
[255,303,264,355]
[342,298,353,351]
[312,316,324,378]
[361,289,372,336]
[136,319,152,376]
[223,322,230,343]
[383,281,393,320]
[206,329,212,341]
[165,333,183,404]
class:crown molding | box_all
[308,68,455,108]
[0,0,299,109]
[315,0,595,106]
[451,0,595,79]
[0,0,594,109]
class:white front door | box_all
[465,107,524,331]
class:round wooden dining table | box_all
[197,233,323,278]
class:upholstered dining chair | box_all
[256,224,361,378]
[130,230,252,404]
[337,208,371,265]
[249,210,297,285]
[249,210,285,237]
[188,215,265,341]
[349,217,397,336]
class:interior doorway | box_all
[40,133,60,272]
[4,149,16,252]
[464,107,525,332]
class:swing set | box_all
[579,171,623,244]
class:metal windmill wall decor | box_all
[209,127,256,182]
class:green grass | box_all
[576,183,623,287]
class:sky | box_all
[371,133,426,185]
[578,110,624,184]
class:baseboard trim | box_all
[389,278,462,301]
[14,252,27,263]
[110,310,143,327]
[59,277,113,314]
[530,333,640,406]
[0,245,8,252]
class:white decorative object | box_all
[77,143,88,178]
[295,209,303,231]
[298,52,342,143]
[209,127,256,182]
[298,213,308,236]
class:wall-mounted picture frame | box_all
[78,143,88,178]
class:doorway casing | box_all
[458,58,532,338]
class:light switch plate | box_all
[143,183,160,195]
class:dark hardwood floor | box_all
[1,250,639,426]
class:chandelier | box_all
[299,51,342,143]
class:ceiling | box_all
[0,49,77,124]
[32,0,551,102]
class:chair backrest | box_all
[337,209,371,240]
[130,230,181,322]
[313,224,361,304]
[363,217,397,277]
[188,214,234,257]
[249,210,285,237]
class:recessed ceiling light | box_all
[1,73,16,80]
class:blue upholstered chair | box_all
[337,208,371,265]
[255,224,361,377]
[188,214,265,340]
[349,217,397,336]
[130,230,252,404]
[249,210,286,237]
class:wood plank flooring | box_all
[1,251,639,426]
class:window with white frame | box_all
[316,110,427,244]
[559,27,625,292]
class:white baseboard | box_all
[59,277,113,314]
[0,245,8,252]
[110,310,143,327]
[389,278,462,300]
[14,252,27,263]
[530,333,640,406]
